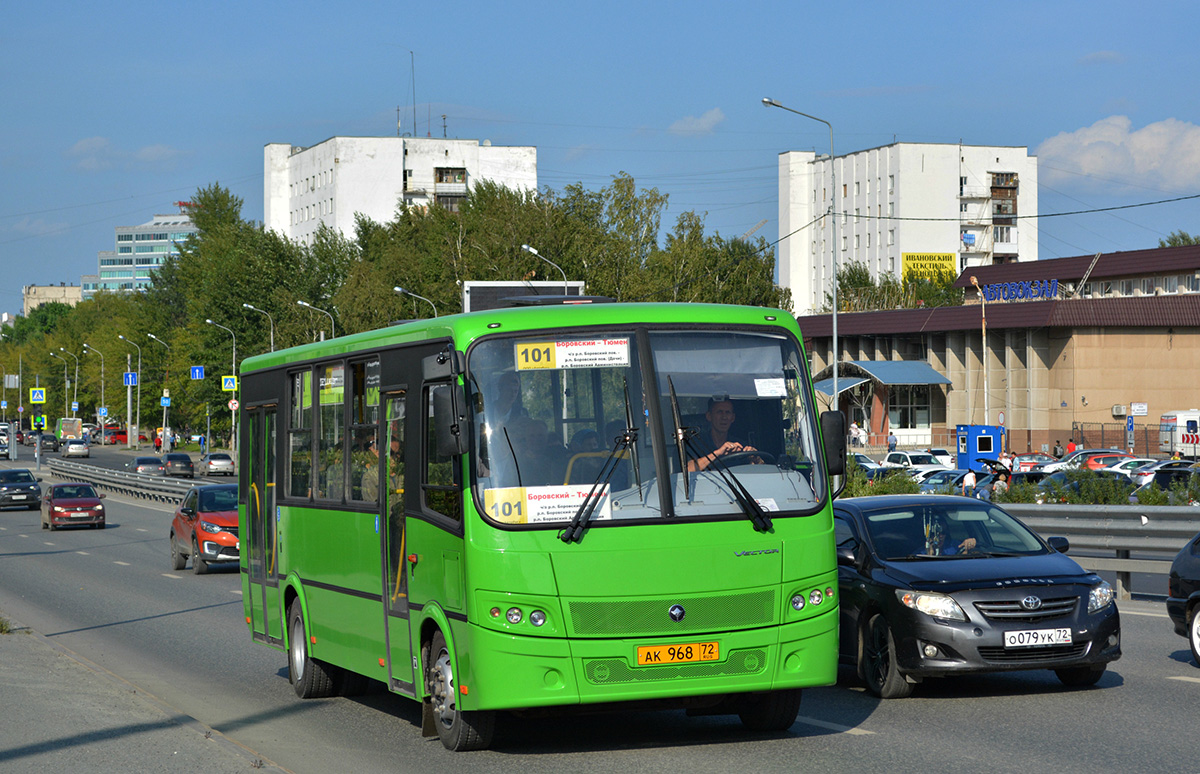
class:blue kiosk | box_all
[956,424,1005,472]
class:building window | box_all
[854,181,860,196]
[436,167,466,184]
[1187,274,1200,293]
[888,175,894,193]
[1163,275,1180,293]
[1120,279,1134,296]
[995,226,1011,243]
[960,202,968,213]
[854,234,860,249]
[887,385,931,429]
[888,229,895,246]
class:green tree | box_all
[1159,230,1200,248]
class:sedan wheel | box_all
[170,533,186,570]
[1189,607,1200,667]
[861,614,913,699]
[191,537,208,575]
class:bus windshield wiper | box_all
[667,376,695,501]
[687,433,773,532]
[560,425,638,543]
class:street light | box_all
[762,97,839,408]
[521,244,569,296]
[970,276,989,425]
[59,348,79,416]
[205,319,238,454]
[147,333,171,451]
[49,351,68,417]
[118,335,142,448]
[393,286,438,318]
[296,300,335,339]
[83,343,105,428]
[242,303,275,351]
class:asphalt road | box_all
[0,448,1196,772]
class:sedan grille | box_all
[974,596,1078,622]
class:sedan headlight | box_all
[897,589,967,622]
[199,520,223,534]
[1088,580,1115,613]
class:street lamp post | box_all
[205,319,237,455]
[762,98,839,411]
[59,348,79,417]
[242,303,275,351]
[49,351,68,417]
[970,276,989,425]
[83,343,105,430]
[520,244,569,296]
[147,334,170,452]
[118,335,142,449]
[296,300,335,340]
[393,286,438,317]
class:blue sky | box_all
[3,1,1199,314]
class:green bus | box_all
[238,300,846,750]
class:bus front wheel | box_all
[288,601,337,699]
[425,630,495,751]
[737,688,802,732]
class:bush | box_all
[838,457,920,498]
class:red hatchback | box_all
[169,483,238,574]
[1083,452,1135,470]
[41,482,106,530]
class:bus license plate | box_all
[636,641,719,666]
[1004,628,1071,648]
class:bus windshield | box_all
[469,327,826,527]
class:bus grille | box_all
[568,590,776,636]
[583,648,768,685]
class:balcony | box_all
[993,228,1019,254]
[435,181,468,196]
[959,186,991,199]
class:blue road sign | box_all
[72,401,79,412]
[30,388,46,404]
[98,407,108,417]
[191,365,205,380]
[161,397,171,407]
[222,376,237,391]
[1126,415,1135,433]
[1,401,6,409]
[124,371,138,387]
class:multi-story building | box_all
[263,136,537,245]
[83,209,197,298]
[776,142,1039,315]
[22,283,83,316]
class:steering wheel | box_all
[718,451,776,467]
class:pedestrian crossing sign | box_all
[222,376,237,391]
[29,388,46,404]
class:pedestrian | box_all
[1066,438,1076,455]
[1053,439,1064,458]
[887,431,897,452]
[961,468,977,496]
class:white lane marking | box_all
[231,589,242,596]
[136,528,148,532]
[1122,610,1169,619]
[794,715,875,735]
[76,551,90,555]
[113,561,131,566]
[163,573,182,579]
[1168,676,1200,684]
[43,542,55,546]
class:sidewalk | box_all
[0,614,286,773]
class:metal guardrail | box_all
[47,459,196,504]
[1005,504,1200,599]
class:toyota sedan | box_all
[41,483,106,530]
[834,495,1120,698]
[1167,531,1200,666]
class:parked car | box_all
[104,429,127,445]
[1130,469,1200,504]
[1101,457,1158,479]
[169,483,239,574]
[1131,459,1197,488]
[1033,448,1126,473]
[918,469,971,494]
[198,452,236,477]
[1012,452,1056,472]
[60,439,90,458]
[1080,451,1135,470]
[161,452,195,478]
[0,469,42,510]
[926,448,955,467]
[834,495,1121,698]
[880,451,949,476]
[41,482,106,530]
[1167,531,1200,666]
[127,456,165,475]
[1035,470,1136,504]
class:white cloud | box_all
[9,216,68,236]
[1077,50,1125,66]
[64,136,187,172]
[1037,116,1200,191]
[668,108,725,136]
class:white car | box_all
[1101,457,1157,479]
[926,447,954,467]
[880,451,950,477]
[61,439,90,458]
[852,452,881,471]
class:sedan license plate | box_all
[1004,628,1072,648]
[11,494,26,500]
[636,641,719,666]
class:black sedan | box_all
[161,452,195,478]
[834,494,1121,698]
[1167,531,1200,666]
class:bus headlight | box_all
[529,610,546,627]
[506,607,523,624]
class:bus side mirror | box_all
[433,385,466,458]
[821,410,846,477]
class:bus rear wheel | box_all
[425,630,495,751]
[288,601,336,699]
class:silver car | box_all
[198,452,235,477]
[61,439,90,458]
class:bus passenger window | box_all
[424,385,461,520]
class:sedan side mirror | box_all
[836,542,858,566]
[1047,536,1070,553]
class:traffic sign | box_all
[191,366,206,380]
[17,406,23,413]
[72,401,78,412]
[29,388,46,404]
[98,407,108,417]
[997,411,1005,427]
[123,371,138,387]
[222,376,237,391]
[228,398,240,411]
[161,397,171,407]
[1126,416,1135,433]
[1,401,6,410]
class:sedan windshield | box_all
[863,501,1046,559]
[469,327,825,527]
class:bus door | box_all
[246,405,284,646]
[381,390,414,694]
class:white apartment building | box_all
[776,142,1038,314]
[264,136,538,244]
[82,210,197,298]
